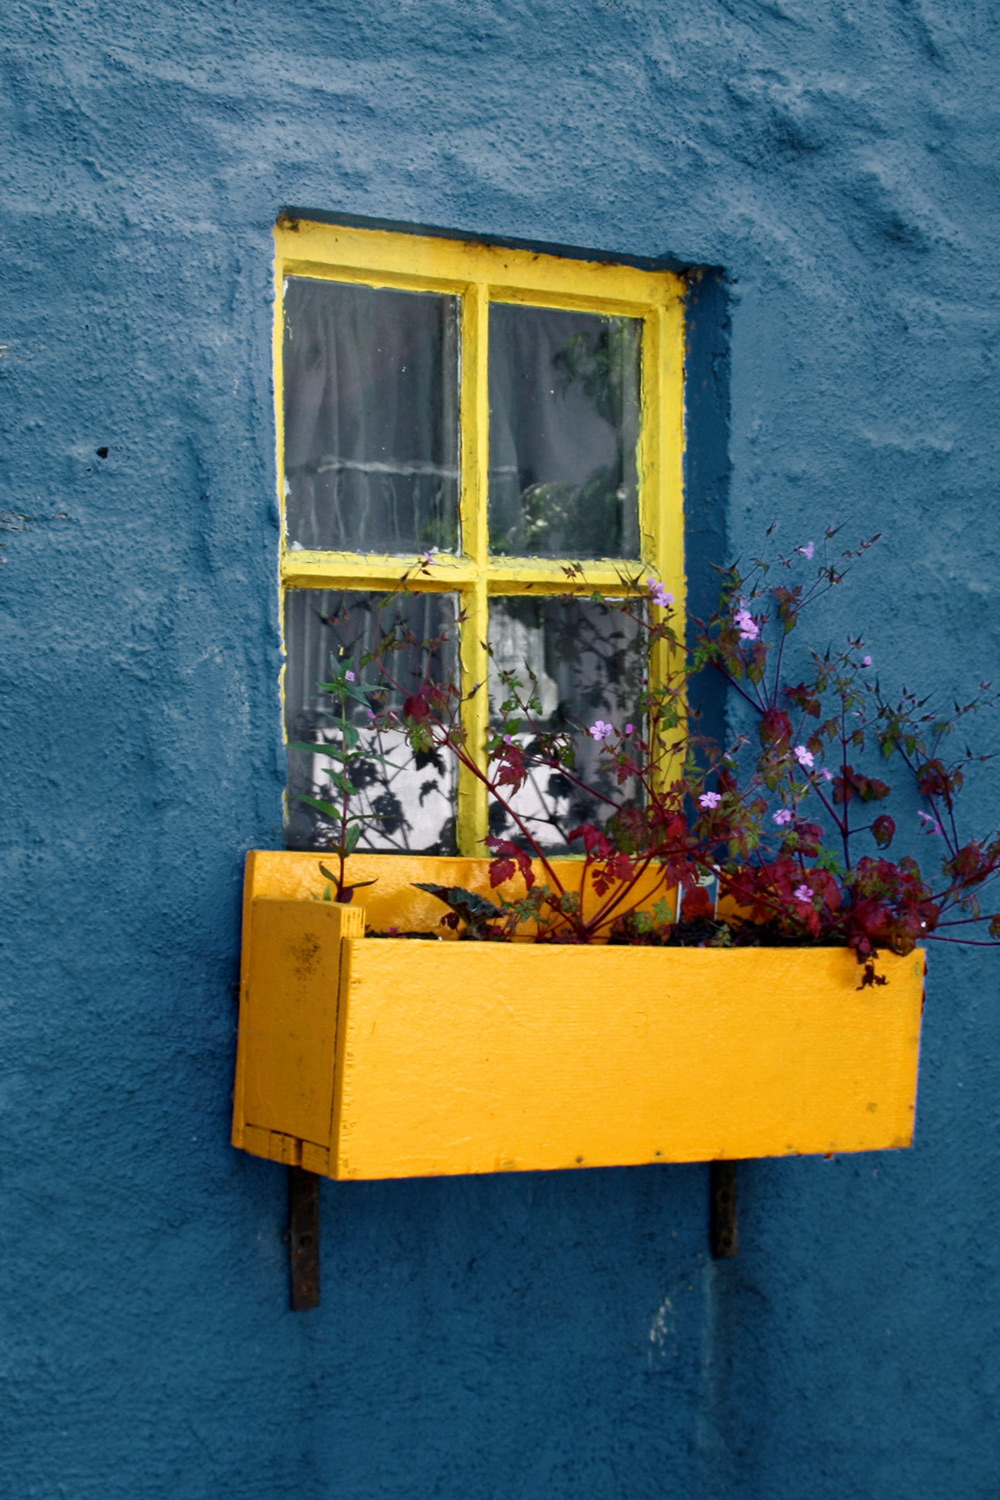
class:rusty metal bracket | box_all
[288,1166,321,1310]
[710,1161,739,1258]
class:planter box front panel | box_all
[231,853,924,1180]
[332,941,923,1178]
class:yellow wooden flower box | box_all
[231,850,925,1180]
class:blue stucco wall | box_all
[2,2,1000,1495]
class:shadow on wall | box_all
[684,266,731,753]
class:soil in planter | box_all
[364,917,842,949]
[366,927,443,939]
[609,916,848,949]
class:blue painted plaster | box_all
[2,2,1000,1495]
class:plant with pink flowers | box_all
[302,529,1000,983]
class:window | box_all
[276,218,686,857]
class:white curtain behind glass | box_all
[283,277,460,555]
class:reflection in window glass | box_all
[488,304,641,559]
[283,278,460,555]
[284,590,458,854]
[488,596,644,850]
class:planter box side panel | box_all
[330,943,925,1180]
[232,895,363,1161]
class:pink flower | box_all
[773,808,793,826]
[589,720,614,742]
[794,884,813,903]
[624,723,634,735]
[862,655,872,667]
[734,607,759,642]
[793,745,815,769]
[647,578,674,609]
[503,734,513,745]
[345,670,356,682]
[798,542,815,561]
[420,551,435,565]
[820,768,834,782]
[918,810,943,836]
[699,791,722,810]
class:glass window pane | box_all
[488,596,644,850]
[283,278,460,555]
[285,590,458,854]
[488,304,641,559]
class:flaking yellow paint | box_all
[232,852,925,1180]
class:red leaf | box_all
[948,842,986,887]
[797,821,825,857]
[759,708,792,753]
[403,689,431,721]
[917,758,952,800]
[494,743,527,791]
[486,837,535,891]
[683,885,713,920]
[568,823,612,860]
[872,814,896,849]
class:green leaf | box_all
[318,679,374,708]
[413,883,508,935]
[309,716,362,750]
[344,680,378,706]
[299,794,344,822]
[289,741,352,762]
[291,740,400,770]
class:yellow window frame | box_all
[274,217,687,857]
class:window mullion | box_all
[457,281,491,856]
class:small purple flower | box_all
[589,720,614,742]
[699,791,722,810]
[820,768,834,782]
[503,734,514,745]
[345,670,356,682]
[794,884,813,903]
[366,708,377,720]
[793,745,815,769]
[862,655,872,667]
[624,723,634,735]
[773,808,794,826]
[647,578,675,609]
[734,607,759,642]
[798,542,815,562]
[918,810,944,836]
[420,551,435,565]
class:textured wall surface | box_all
[2,2,1000,1496]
